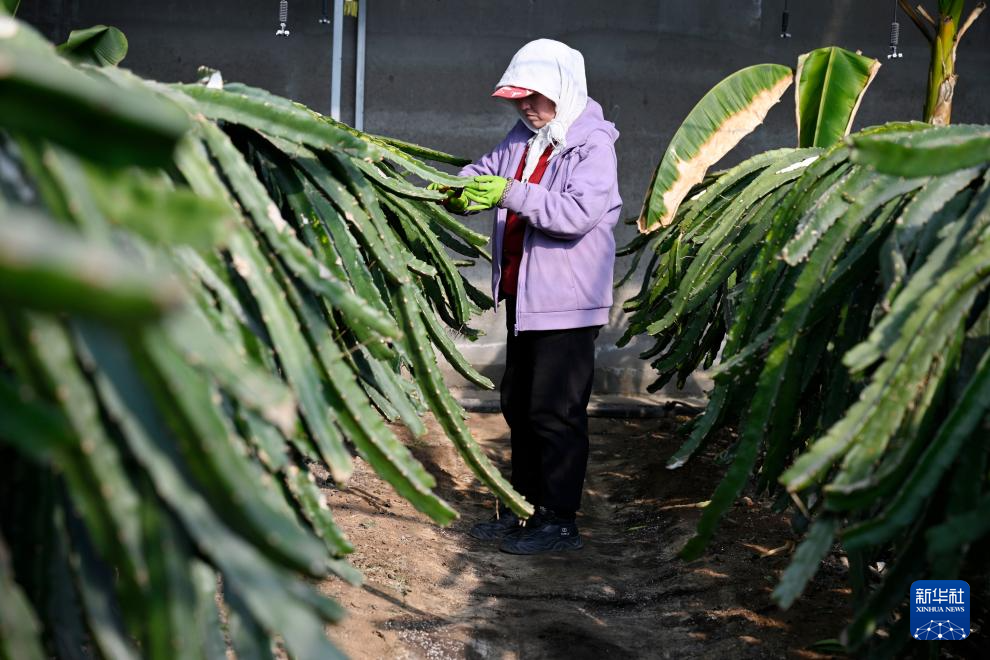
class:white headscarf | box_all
[494,39,588,181]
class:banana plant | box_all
[636,63,793,232]
[636,46,879,232]
[897,0,985,125]
[796,47,880,148]
[1,13,530,659]
[624,41,990,655]
[57,24,128,66]
[623,46,882,374]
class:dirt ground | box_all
[316,412,854,659]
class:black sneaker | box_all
[498,511,583,555]
[468,507,521,541]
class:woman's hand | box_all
[428,182,471,214]
[444,191,471,214]
[463,175,510,212]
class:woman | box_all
[440,39,621,555]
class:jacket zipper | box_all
[504,144,576,337]
[511,148,575,337]
[514,221,527,336]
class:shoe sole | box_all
[498,538,584,555]
[469,529,515,541]
[468,523,521,542]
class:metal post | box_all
[355,0,366,130]
[331,0,344,120]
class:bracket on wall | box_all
[276,0,290,36]
[888,0,904,58]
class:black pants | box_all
[500,296,599,521]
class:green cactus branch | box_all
[0,15,528,659]
[624,41,990,654]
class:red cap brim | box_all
[492,86,534,99]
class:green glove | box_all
[443,190,470,214]
[427,182,470,214]
[463,175,509,212]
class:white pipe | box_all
[331,0,343,120]
[355,0,366,130]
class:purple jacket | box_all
[459,98,622,332]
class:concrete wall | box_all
[21,1,990,395]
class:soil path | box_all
[318,413,850,659]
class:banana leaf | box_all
[57,25,128,67]
[637,63,793,232]
[795,47,880,148]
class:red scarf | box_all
[500,145,553,297]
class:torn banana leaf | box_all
[637,63,793,232]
